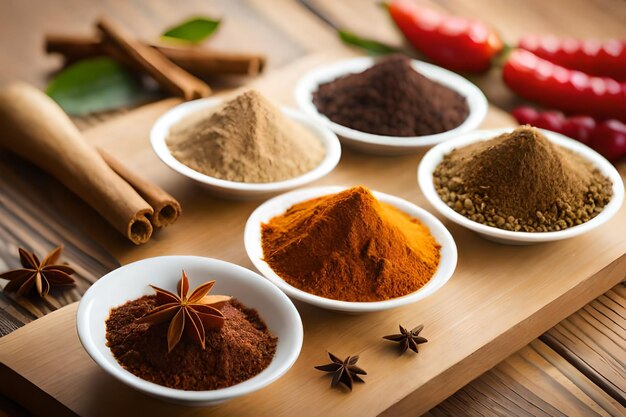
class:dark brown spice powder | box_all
[106,295,277,391]
[312,54,469,137]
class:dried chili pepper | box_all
[387,0,503,73]
[503,49,626,123]
[519,35,626,81]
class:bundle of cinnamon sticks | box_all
[45,17,266,100]
[0,83,181,245]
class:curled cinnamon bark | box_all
[45,34,266,76]
[98,149,181,228]
[0,83,153,245]
[156,46,266,77]
[96,17,211,100]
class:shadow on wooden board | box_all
[0,363,77,417]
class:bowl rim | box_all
[150,97,342,192]
[417,128,625,243]
[76,256,304,402]
[294,56,488,148]
[244,186,458,313]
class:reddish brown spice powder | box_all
[105,295,277,391]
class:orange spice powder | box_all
[261,186,441,302]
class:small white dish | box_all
[244,186,457,313]
[294,57,488,155]
[418,128,625,245]
[150,98,342,200]
[76,256,303,406]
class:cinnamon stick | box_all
[98,149,181,228]
[45,34,266,76]
[0,83,153,245]
[45,34,102,61]
[96,18,211,100]
[156,46,265,77]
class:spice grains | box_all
[106,296,277,391]
[261,186,441,302]
[434,126,613,232]
[313,54,469,137]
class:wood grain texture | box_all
[0,107,122,336]
[0,0,311,334]
[0,0,623,330]
[428,283,626,415]
[0,0,625,415]
[0,64,624,416]
[540,284,626,406]
[0,154,119,335]
[424,339,626,417]
[0,0,306,89]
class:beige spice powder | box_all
[167,89,326,183]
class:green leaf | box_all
[339,30,400,55]
[161,17,221,44]
[46,57,145,116]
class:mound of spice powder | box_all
[312,54,469,137]
[261,186,441,302]
[167,89,325,183]
[106,296,277,391]
[433,126,613,232]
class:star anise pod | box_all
[0,246,75,298]
[137,270,231,352]
[314,352,367,391]
[383,324,428,354]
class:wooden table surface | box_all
[0,0,624,416]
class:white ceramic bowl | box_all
[244,186,457,313]
[150,98,342,200]
[418,128,625,245]
[76,256,303,406]
[294,57,488,155]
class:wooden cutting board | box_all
[0,50,625,417]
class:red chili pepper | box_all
[519,35,626,81]
[510,106,539,125]
[511,106,626,161]
[511,106,595,144]
[387,0,503,73]
[503,49,626,122]
[562,116,596,145]
[590,120,626,161]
